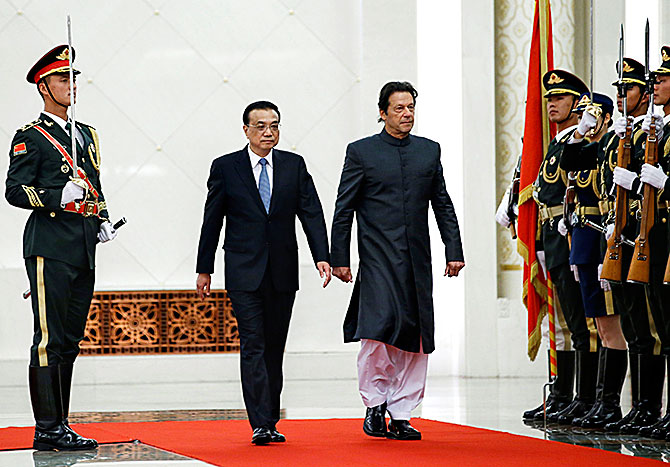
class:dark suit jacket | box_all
[196,147,329,292]
[5,113,109,270]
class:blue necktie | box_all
[258,158,271,213]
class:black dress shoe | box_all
[363,403,387,437]
[251,427,272,445]
[386,419,421,440]
[270,429,286,442]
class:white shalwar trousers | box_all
[357,338,429,420]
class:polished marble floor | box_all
[2,376,670,465]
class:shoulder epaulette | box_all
[18,119,42,132]
[78,121,96,131]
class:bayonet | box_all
[67,15,78,176]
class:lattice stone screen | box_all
[80,290,239,355]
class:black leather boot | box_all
[606,352,639,432]
[531,350,575,421]
[29,365,96,451]
[642,356,670,439]
[572,347,605,426]
[363,402,387,437]
[619,354,664,434]
[578,348,627,428]
[555,350,598,424]
[58,363,97,449]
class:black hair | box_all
[377,81,417,122]
[243,101,280,125]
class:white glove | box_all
[570,264,580,283]
[613,167,639,191]
[642,112,665,140]
[97,221,118,243]
[557,218,568,237]
[598,264,611,292]
[613,116,631,139]
[536,250,547,279]
[640,163,669,190]
[495,190,511,228]
[60,180,85,207]
[605,223,615,240]
[577,110,598,137]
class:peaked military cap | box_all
[574,92,614,116]
[655,45,670,75]
[26,45,80,84]
[612,57,646,86]
[543,69,589,98]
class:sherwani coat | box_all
[330,129,464,354]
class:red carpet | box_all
[0,419,662,466]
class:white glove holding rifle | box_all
[613,167,638,191]
[640,163,669,190]
[642,112,664,140]
[613,116,632,139]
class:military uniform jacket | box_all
[561,131,616,265]
[331,129,464,354]
[535,126,576,270]
[5,113,108,269]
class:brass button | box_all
[663,217,667,223]
[50,212,55,218]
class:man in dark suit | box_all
[196,101,331,445]
[331,81,464,440]
[5,45,117,451]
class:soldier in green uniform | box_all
[604,52,668,436]
[636,45,670,439]
[5,45,117,451]
[524,69,600,424]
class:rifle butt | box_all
[664,254,670,284]
[600,239,623,283]
[509,223,517,240]
[627,240,650,284]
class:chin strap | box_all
[628,90,645,116]
[556,96,579,126]
[40,78,69,109]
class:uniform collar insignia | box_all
[44,120,53,127]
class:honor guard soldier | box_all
[606,51,669,436]
[635,45,670,439]
[523,69,600,423]
[5,46,118,450]
[559,91,630,428]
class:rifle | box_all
[628,20,657,284]
[507,153,522,239]
[601,24,633,283]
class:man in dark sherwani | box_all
[331,81,465,440]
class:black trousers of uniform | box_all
[227,267,296,430]
[647,260,670,355]
[549,263,595,351]
[25,256,95,367]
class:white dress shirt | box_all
[248,146,273,192]
[43,111,84,148]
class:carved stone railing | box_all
[80,290,239,355]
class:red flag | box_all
[517,0,556,361]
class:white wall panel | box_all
[0,1,417,375]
